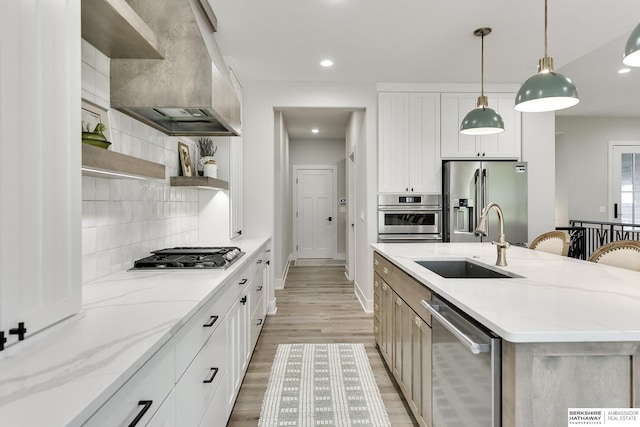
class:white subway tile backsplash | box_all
[82,41,201,284]
[95,179,110,200]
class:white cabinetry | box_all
[229,136,244,238]
[0,0,82,349]
[378,93,441,193]
[226,267,251,409]
[83,341,176,427]
[440,93,521,159]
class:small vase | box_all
[201,157,218,178]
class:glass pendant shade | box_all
[460,106,505,135]
[623,23,640,67]
[514,67,579,112]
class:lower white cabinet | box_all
[82,341,176,427]
[82,242,271,427]
[175,320,228,427]
[147,390,176,427]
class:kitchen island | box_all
[0,236,271,427]
[372,242,640,427]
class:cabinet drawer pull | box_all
[203,315,219,328]
[415,317,421,327]
[396,298,402,306]
[256,319,263,326]
[203,367,219,384]
[129,400,153,427]
[239,278,248,285]
[382,283,387,291]
[240,296,247,305]
[374,259,379,266]
[374,304,379,311]
[374,280,379,288]
[257,259,263,264]
[374,326,379,333]
[383,267,388,274]
[257,285,263,291]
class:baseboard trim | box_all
[354,279,373,313]
[274,253,293,290]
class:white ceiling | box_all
[210,0,640,136]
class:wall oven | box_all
[377,193,442,242]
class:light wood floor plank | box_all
[227,265,418,426]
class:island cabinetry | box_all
[440,92,521,159]
[373,251,432,427]
[502,341,640,427]
[378,92,441,194]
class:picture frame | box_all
[81,99,111,141]
[178,141,194,177]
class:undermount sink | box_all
[415,259,521,279]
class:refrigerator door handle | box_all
[474,169,481,233]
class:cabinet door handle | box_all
[257,259,263,264]
[239,278,248,285]
[374,280,379,288]
[203,315,219,328]
[396,298,402,306]
[240,296,247,305]
[415,317,421,327]
[374,259,379,266]
[257,285,263,291]
[256,319,263,326]
[9,322,27,341]
[129,400,153,427]
[203,367,219,384]
[383,267,388,274]
[0,332,6,351]
[374,303,379,311]
[382,283,387,291]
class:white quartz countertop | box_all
[0,236,270,427]
[372,242,640,343]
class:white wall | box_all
[556,116,640,224]
[289,138,347,257]
[242,81,377,308]
[81,41,223,283]
[521,112,557,241]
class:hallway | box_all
[227,265,418,426]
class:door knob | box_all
[327,216,332,222]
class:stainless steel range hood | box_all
[110,0,241,136]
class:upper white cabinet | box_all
[440,93,521,159]
[378,92,441,193]
[0,1,82,350]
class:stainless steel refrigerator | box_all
[443,161,528,245]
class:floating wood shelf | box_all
[81,0,164,59]
[170,176,229,190]
[82,144,165,180]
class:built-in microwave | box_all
[377,194,442,242]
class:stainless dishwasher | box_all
[421,298,501,427]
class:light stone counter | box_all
[371,242,640,343]
[0,236,270,427]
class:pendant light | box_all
[515,0,579,112]
[460,27,504,135]
[623,23,640,67]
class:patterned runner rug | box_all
[259,343,392,427]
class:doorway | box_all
[294,166,337,259]
[608,141,640,223]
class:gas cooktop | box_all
[131,247,244,270]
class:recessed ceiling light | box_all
[618,67,631,74]
[312,128,319,134]
[320,59,334,67]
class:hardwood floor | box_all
[227,265,418,427]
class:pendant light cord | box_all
[481,31,485,99]
[544,0,548,58]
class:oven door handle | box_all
[421,300,490,355]
[378,206,441,212]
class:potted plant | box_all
[197,137,218,178]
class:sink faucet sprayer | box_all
[475,202,510,266]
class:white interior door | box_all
[296,167,336,258]
[609,142,640,223]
